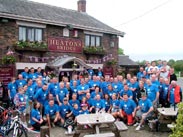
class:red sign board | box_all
[0,66,15,85]
[48,37,83,53]
[103,67,113,77]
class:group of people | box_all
[4,60,182,132]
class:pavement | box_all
[28,78,183,137]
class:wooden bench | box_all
[114,121,128,131]
[84,132,115,137]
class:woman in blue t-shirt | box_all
[30,101,44,131]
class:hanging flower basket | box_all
[2,55,16,65]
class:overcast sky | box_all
[30,0,183,61]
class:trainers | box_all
[133,122,139,127]
[135,125,141,131]
[51,122,55,128]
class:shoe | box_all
[135,125,141,131]
[133,122,139,127]
[51,122,55,128]
[58,123,63,127]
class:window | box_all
[85,35,90,46]
[85,35,101,47]
[18,26,43,41]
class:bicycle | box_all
[6,109,40,137]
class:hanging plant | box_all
[2,55,16,65]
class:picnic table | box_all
[73,112,120,137]
[157,107,178,130]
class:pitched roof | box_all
[0,0,124,36]
[118,55,139,66]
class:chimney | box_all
[77,0,86,12]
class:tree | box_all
[118,48,124,55]
[168,59,175,67]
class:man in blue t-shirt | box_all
[56,82,69,106]
[77,78,90,101]
[44,99,60,128]
[135,93,153,131]
[59,98,73,125]
[21,67,29,80]
[120,94,136,126]
[146,79,159,108]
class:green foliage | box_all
[83,46,105,54]
[105,59,117,66]
[136,60,146,66]
[16,40,47,48]
[168,59,176,67]
[169,102,183,137]
[2,55,16,64]
[118,48,124,55]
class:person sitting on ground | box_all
[44,99,60,129]
[135,93,154,131]
[59,98,73,126]
[109,93,120,119]
[119,94,136,126]
[30,101,44,131]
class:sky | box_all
[30,0,183,61]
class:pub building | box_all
[0,0,124,82]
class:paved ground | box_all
[28,78,183,137]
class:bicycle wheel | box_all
[6,127,28,137]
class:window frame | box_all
[18,26,43,42]
[85,34,102,47]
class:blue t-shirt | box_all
[69,99,80,108]
[79,109,89,115]
[103,99,111,112]
[120,89,133,98]
[88,69,94,76]
[34,88,48,105]
[120,99,136,115]
[138,98,152,113]
[137,72,144,81]
[70,85,79,96]
[45,104,59,116]
[26,84,36,101]
[112,83,121,94]
[72,108,80,117]
[107,90,116,99]
[59,104,72,118]
[77,84,89,100]
[21,71,29,80]
[31,108,41,125]
[15,79,27,88]
[146,84,159,102]
[8,82,17,99]
[97,71,103,77]
[56,87,68,103]
[29,73,38,80]
[91,92,103,99]
[48,83,59,97]
[161,84,169,99]
[92,99,105,109]
[110,99,120,112]
[89,80,100,92]
[151,80,160,88]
